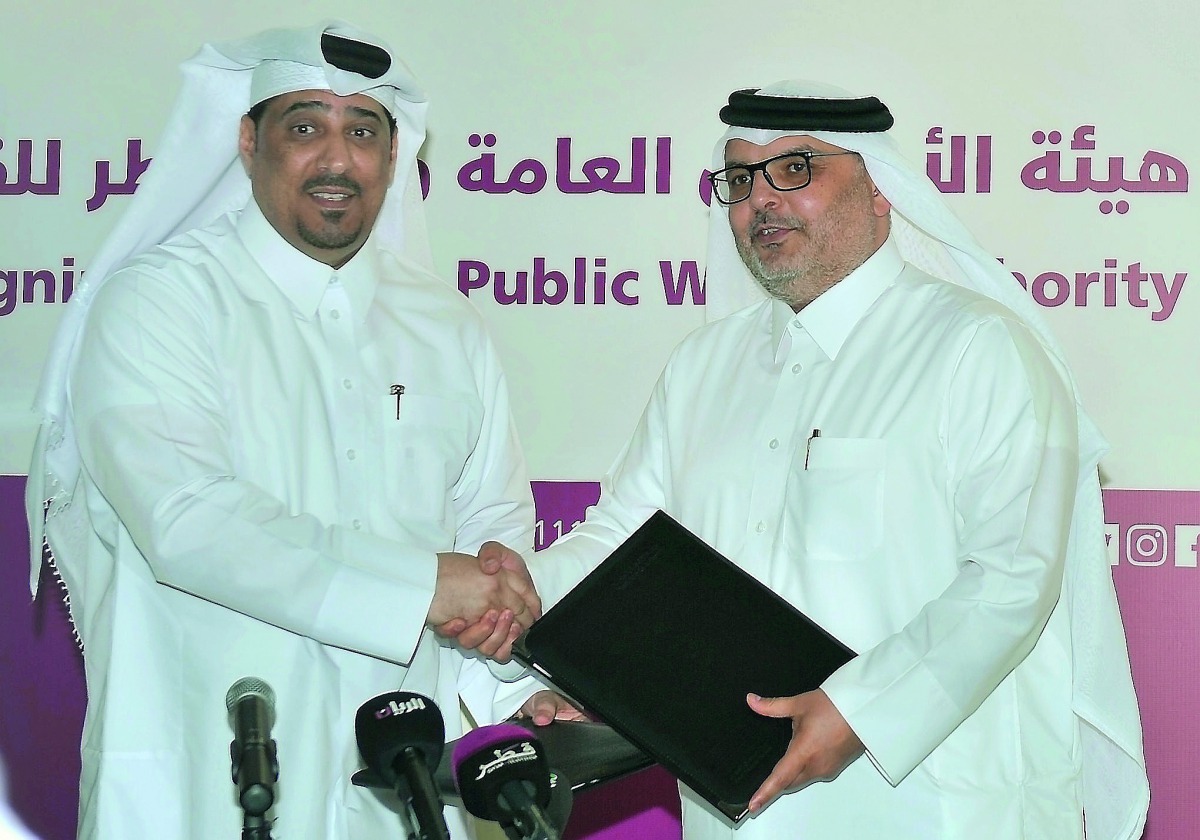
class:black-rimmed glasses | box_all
[707,151,859,205]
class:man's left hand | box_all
[746,689,865,814]
[515,690,588,726]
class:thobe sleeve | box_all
[447,330,544,725]
[71,267,445,665]
[821,315,1079,784]
[445,328,534,559]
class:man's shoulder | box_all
[677,299,771,349]
[884,265,1056,373]
[109,213,243,283]
[374,248,489,327]
[653,300,773,384]
[89,214,244,314]
[892,263,1027,330]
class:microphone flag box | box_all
[511,509,855,822]
[351,716,652,801]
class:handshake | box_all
[427,541,538,661]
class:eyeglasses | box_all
[707,150,860,205]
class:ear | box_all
[237,115,257,176]
[869,182,892,218]
[387,129,399,181]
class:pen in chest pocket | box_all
[804,428,821,470]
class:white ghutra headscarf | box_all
[26,21,433,604]
[705,79,1149,840]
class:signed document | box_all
[512,510,856,822]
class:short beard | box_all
[735,227,810,306]
[736,219,871,310]
[298,212,363,252]
[297,174,364,252]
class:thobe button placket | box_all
[746,322,814,547]
[319,274,369,531]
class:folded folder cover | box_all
[512,510,855,822]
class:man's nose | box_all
[317,133,350,174]
[747,171,780,209]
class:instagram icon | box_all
[1125,523,1168,566]
[1104,489,1200,570]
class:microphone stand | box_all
[241,814,274,840]
[231,737,277,840]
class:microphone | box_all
[452,723,561,840]
[225,677,279,819]
[528,768,572,840]
[490,770,573,840]
[355,692,451,840]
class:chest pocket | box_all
[793,437,886,562]
[381,393,476,524]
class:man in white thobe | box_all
[462,81,1149,839]
[26,21,544,840]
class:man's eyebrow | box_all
[724,145,817,167]
[279,100,385,124]
[347,105,385,124]
[280,99,332,117]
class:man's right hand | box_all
[432,542,535,661]
[428,549,541,632]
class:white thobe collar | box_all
[771,235,905,365]
[237,199,382,322]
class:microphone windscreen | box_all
[452,723,552,821]
[355,692,445,787]
[225,677,276,725]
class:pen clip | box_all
[803,428,821,470]
[390,384,405,419]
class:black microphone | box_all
[452,723,560,840]
[225,677,279,818]
[500,768,571,840]
[355,692,451,840]
[489,770,572,840]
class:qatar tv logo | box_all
[1106,522,1200,567]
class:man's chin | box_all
[299,222,364,253]
[746,254,798,287]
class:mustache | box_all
[749,211,805,236]
[303,174,362,194]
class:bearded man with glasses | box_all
[454,80,1149,840]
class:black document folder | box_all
[512,510,856,822]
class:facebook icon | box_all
[1174,525,1200,568]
